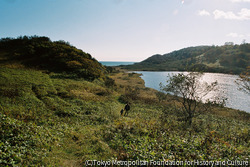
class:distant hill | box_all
[122,44,250,74]
[0,36,106,80]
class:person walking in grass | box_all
[120,103,131,116]
[124,103,130,116]
[120,109,124,116]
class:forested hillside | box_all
[123,44,250,74]
[0,36,106,80]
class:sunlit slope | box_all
[1,67,250,166]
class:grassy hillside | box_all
[0,36,106,80]
[123,44,250,74]
[0,38,249,166]
[1,67,249,166]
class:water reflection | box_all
[134,71,250,113]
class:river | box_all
[134,71,250,113]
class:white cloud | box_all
[198,10,210,16]
[213,8,250,20]
[227,33,244,38]
[213,10,238,20]
[231,0,250,2]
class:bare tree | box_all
[235,67,250,94]
[160,72,223,126]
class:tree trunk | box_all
[189,118,192,126]
[187,115,192,126]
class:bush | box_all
[105,77,115,88]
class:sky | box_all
[0,0,250,61]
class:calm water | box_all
[100,61,135,66]
[134,71,250,113]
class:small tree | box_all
[235,67,250,94]
[161,72,221,126]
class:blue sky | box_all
[1,0,250,61]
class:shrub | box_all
[104,77,116,88]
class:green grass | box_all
[122,44,250,74]
[0,67,249,166]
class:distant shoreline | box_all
[100,61,136,66]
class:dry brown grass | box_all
[109,71,159,103]
[110,72,145,89]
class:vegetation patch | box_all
[0,37,249,166]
